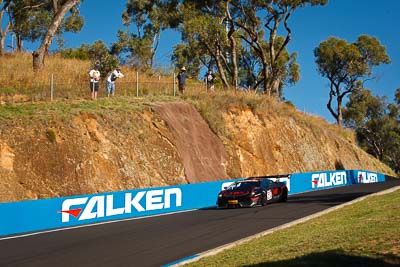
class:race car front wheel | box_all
[279,189,288,202]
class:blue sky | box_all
[3,0,399,123]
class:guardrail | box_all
[0,170,385,237]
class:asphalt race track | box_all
[1,178,399,267]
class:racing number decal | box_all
[267,190,273,200]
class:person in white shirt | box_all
[89,64,101,100]
[106,67,124,97]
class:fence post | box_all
[50,73,54,102]
[136,71,139,97]
[173,72,176,97]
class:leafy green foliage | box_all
[61,44,90,60]
[315,35,390,126]
[172,0,312,94]
[174,2,228,79]
[7,0,84,48]
[61,40,120,78]
[171,43,203,77]
[343,88,400,173]
[112,0,180,70]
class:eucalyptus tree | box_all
[177,1,232,87]
[177,0,314,93]
[112,0,180,70]
[232,0,325,95]
[343,88,400,172]
[176,0,254,89]
[5,0,83,68]
[315,35,390,126]
[31,0,83,70]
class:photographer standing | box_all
[106,67,124,97]
[177,66,189,94]
[89,63,101,100]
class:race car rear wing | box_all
[246,174,291,181]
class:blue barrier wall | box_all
[289,170,385,194]
[0,170,385,237]
[0,179,238,237]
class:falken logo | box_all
[357,172,378,184]
[311,172,347,189]
[59,188,182,223]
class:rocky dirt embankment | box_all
[0,101,393,202]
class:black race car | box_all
[217,176,289,208]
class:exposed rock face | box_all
[219,108,389,178]
[154,102,229,184]
[0,101,393,203]
[0,144,14,171]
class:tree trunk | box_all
[215,47,230,88]
[226,1,238,90]
[15,34,23,52]
[33,0,80,70]
[0,9,11,56]
[266,8,292,96]
[0,28,7,55]
[337,95,343,127]
[254,39,270,94]
[272,79,281,99]
[205,41,229,88]
[327,89,338,124]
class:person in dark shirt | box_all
[177,66,189,94]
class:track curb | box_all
[169,185,400,266]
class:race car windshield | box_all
[228,181,260,190]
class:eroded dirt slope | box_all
[154,102,228,184]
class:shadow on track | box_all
[243,250,400,267]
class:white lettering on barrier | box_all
[80,196,105,221]
[61,197,88,223]
[125,191,146,212]
[60,188,182,223]
[164,188,182,209]
[311,172,347,189]
[357,171,378,184]
[146,190,164,211]
[106,195,125,216]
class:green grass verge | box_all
[0,95,178,120]
[185,189,400,267]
